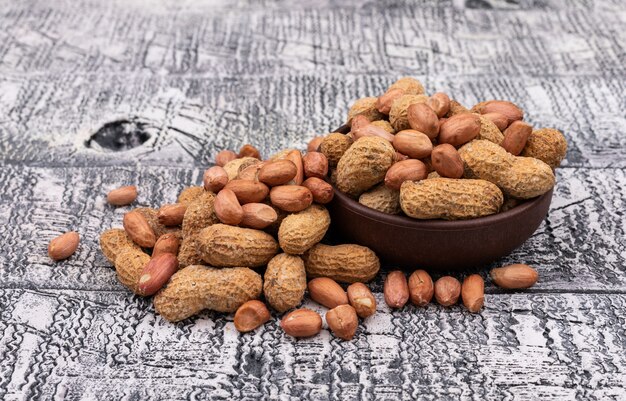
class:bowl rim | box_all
[331,186,553,232]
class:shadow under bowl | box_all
[327,187,553,270]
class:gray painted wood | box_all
[0,0,624,400]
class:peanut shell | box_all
[263,253,307,312]
[303,243,380,283]
[336,136,395,197]
[196,224,278,267]
[278,204,330,255]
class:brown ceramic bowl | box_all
[327,188,553,270]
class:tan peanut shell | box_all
[400,178,503,220]
[303,243,380,283]
[389,94,429,132]
[223,157,260,181]
[458,139,555,199]
[336,136,395,197]
[278,204,330,255]
[477,115,504,144]
[177,186,206,206]
[153,265,263,322]
[347,97,385,125]
[388,77,425,95]
[177,237,204,268]
[358,184,401,215]
[196,224,279,267]
[320,133,353,167]
[115,248,150,294]
[181,191,219,237]
[521,128,567,169]
[263,253,307,312]
[100,228,141,264]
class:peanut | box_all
[389,94,429,132]
[347,97,384,125]
[223,157,260,181]
[240,203,278,229]
[154,265,263,322]
[238,144,261,159]
[107,186,137,206]
[196,224,279,268]
[308,277,349,309]
[263,253,307,312]
[215,150,237,167]
[307,136,325,152]
[384,159,428,190]
[48,231,80,261]
[224,179,269,204]
[384,271,409,309]
[320,133,353,167]
[280,308,322,338]
[461,274,484,313]
[258,160,298,186]
[347,283,377,318]
[278,204,330,255]
[407,103,439,139]
[400,178,503,220]
[203,166,229,193]
[434,276,461,306]
[430,144,464,179]
[472,100,523,125]
[408,270,434,306]
[152,233,180,258]
[137,253,179,296]
[123,210,157,248]
[326,304,358,340]
[458,139,555,199]
[302,177,334,204]
[482,112,509,131]
[304,243,380,283]
[270,185,313,212]
[214,188,244,225]
[377,88,404,114]
[358,184,401,215]
[234,300,271,333]
[392,130,433,159]
[99,228,141,264]
[439,113,481,147]
[157,203,187,226]
[352,124,395,142]
[336,136,395,197]
[521,128,567,168]
[427,92,451,118]
[490,264,538,289]
[501,121,532,155]
[302,152,329,179]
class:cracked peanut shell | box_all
[476,115,504,144]
[154,265,263,321]
[400,178,503,220]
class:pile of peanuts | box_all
[45,76,557,340]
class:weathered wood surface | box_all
[0,0,624,400]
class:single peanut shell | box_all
[196,224,279,267]
[400,178,503,220]
[278,204,330,255]
[459,139,555,199]
[100,228,142,264]
[336,136,395,197]
[358,184,401,215]
[181,191,219,237]
[177,237,204,268]
[154,265,262,322]
[115,248,151,294]
[263,253,307,312]
[304,243,380,283]
[521,128,567,169]
[320,133,353,167]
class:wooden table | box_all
[1,0,624,399]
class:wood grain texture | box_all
[0,0,624,399]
